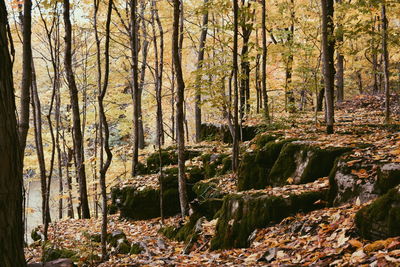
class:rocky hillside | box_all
[26,95,400,266]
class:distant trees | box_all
[0,0,26,264]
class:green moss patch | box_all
[210,189,327,250]
[355,186,400,240]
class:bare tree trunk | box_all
[18,0,32,155]
[173,0,188,217]
[357,71,363,94]
[195,0,209,143]
[151,0,165,146]
[63,0,91,218]
[232,0,240,172]
[130,0,140,176]
[335,0,344,102]
[371,16,379,94]
[381,2,390,123]
[285,0,295,112]
[261,0,270,121]
[0,2,26,263]
[321,0,335,134]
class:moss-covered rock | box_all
[192,179,224,200]
[129,243,144,254]
[238,140,288,191]
[200,153,232,179]
[328,158,378,206]
[42,242,77,263]
[31,227,43,242]
[355,186,400,240]
[376,163,400,194]
[160,212,204,245]
[199,123,262,143]
[268,142,349,186]
[146,149,202,174]
[115,167,206,220]
[195,198,223,220]
[210,189,327,250]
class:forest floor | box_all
[25,95,400,266]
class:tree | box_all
[18,0,32,155]
[63,0,91,218]
[232,0,240,172]
[261,0,270,121]
[381,1,390,123]
[194,0,209,143]
[321,0,335,134]
[173,0,189,217]
[0,1,26,265]
[335,0,344,102]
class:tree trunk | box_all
[130,0,140,176]
[335,0,344,102]
[232,0,240,172]
[321,0,335,134]
[381,3,390,123]
[261,0,270,121]
[18,0,32,155]
[194,0,209,143]
[173,0,188,217]
[0,2,26,264]
[63,0,91,218]
[138,0,147,149]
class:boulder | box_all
[200,153,232,179]
[355,186,400,240]
[268,142,349,186]
[146,149,201,174]
[238,140,288,191]
[375,163,400,194]
[199,123,261,143]
[42,243,77,263]
[210,189,327,250]
[28,259,75,267]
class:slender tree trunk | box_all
[335,0,344,102]
[285,0,295,112]
[130,0,140,176]
[63,0,91,218]
[138,0,147,149]
[371,16,379,94]
[232,0,240,172]
[173,0,188,217]
[357,71,363,94]
[261,0,270,121]
[151,0,165,146]
[18,0,32,155]
[321,0,335,134]
[195,0,209,143]
[0,2,26,264]
[381,2,390,123]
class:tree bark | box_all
[18,0,32,155]
[138,0,147,149]
[232,0,240,172]
[321,0,335,134]
[335,0,344,102]
[173,0,188,217]
[381,2,390,123]
[0,2,26,264]
[63,0,91,218]
[195,0,209,143]
[261,0,270,121]
[130,0,140,176]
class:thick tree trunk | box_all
[381,3,390,123]
[173,0,188,217]
[0,2,26,264]
[195,0,209,143]
[63,0,90,218]
[321,0,335,134]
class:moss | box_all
[117,241,131,254]
[197,198,224,220]
[42,243,77,262]
[107,230,127,247]
[268,143,350,187]
[130,243,143,254]
[159,225,179,239]
[376,164,400,194]
[31,227,42,242]
[218,156,232,176]
[253,134,279,149]
[355,187,400,240]
[210,189,327,250]
[237,140,288,191]
[146,151,175,173]
[136,161,148,175]
[193,179,224,200]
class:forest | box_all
[0,0,400,265]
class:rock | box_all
[31,227,44,242]
[116,240,131,254]
[42,243,77,263]
[328,158,378,206]
[192,179,224,200]
[210,189,327,250]
[199,123,261,143]
[376,163,400,194]
[190,198,223,220]
[355,186,400,240]
[108,230,127,247]
[200,153,232,179]
[28,258,75,267]
[238,140,288,191]
[145,149,201,174]
[130,242,144,254]
[268,143,349,187]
